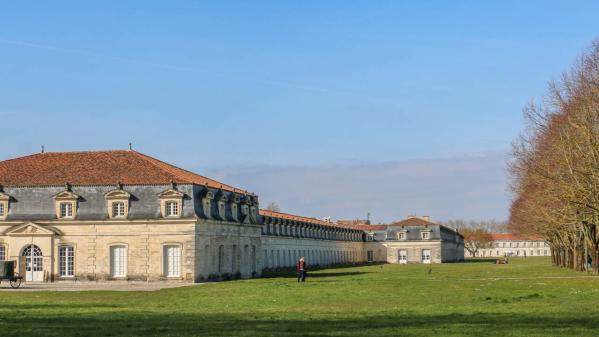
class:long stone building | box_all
[465,233,551,258]
[0,150,463,283]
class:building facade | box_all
[0,150,366,283]
[260,210,365,269]
[357,216,464,264]
[465,233,552,258]
[0,150,464,283]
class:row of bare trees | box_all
[510,41,599,272]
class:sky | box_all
[1,1,598,223]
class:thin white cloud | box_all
[204,153,510,223]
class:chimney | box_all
[423,215,431,222]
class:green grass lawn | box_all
[1,258,598,337]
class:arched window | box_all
[231,245,238,273]
[22,244,43,282]
[218,245,225,273]
[251,245,257,274]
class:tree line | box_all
[441,219,507,257]
[509,41,599,272]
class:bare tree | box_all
[460,228,493,257]
[510,40,599,272]
[265,202,280,212]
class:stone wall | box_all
[261,235,366,269]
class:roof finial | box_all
[129,142,132,151]
[41,145,45,153]
[117,181,123,190]
[65,182,71,191]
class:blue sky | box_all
[1,1,598,222]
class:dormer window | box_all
[165,201,179,217]
[216,191,228,220]
[158,187,184,218]
[201,189,214,219]
[60,202,73,218]
[112,202,126,218]
[240,203,250,223]
[421,231,430,240]
[218,202,225,217]
[105,187,131,219]
[54,189,79,220]
[0,191,8,220]
[250,205,257,224]
[231,204,238,221]
[398,231,406,240]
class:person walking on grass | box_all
[296,256,307,283]
[587,254,593,272]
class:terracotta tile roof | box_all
[353,224,389,231]
[337,219,371,227]
[490,233,544,241]
[259,209,358,230]
[0,150,248,193]
[259,209,330,226]
[390,216,437,227]
[355,216,462,234]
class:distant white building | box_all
[466,233,551,258]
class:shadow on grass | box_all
[0,310,597,337]
[263,271,370,279]
[463,258,503,264]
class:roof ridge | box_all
[0,152,45,165]
[128,151,193,184]
[129,151,242,192]
[259,209,357,229]
[43,149,130,155]
[0,150,251,193]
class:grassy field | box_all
[1,258,598,337]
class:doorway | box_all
[421,249,431,264]
[22,244,43,282]
[398,250,408,264]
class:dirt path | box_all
[0,281,204,291]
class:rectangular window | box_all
[165,201,179,217]
[421,249,431,263]
[398,232,406,240]
[367,250,374,262]
[164,245,181,277]
[112,202,126,218]
[110,246,126,277]
[60,202,73,218]
[0,246,5,260]
[421,231,430,240]
[0,203,4,217]
[59,246,75,277]
[398,250,407,263]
